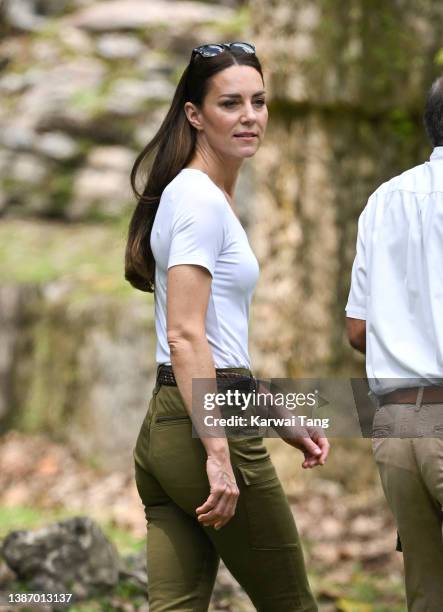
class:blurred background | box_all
[0,0,442,609]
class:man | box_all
[346,76,443,612]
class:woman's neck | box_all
[186,153,241,207]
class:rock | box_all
[96,34,144,60]
[4,0,74,30]
[31,39,61,63]
[0,73,29,95]
[0,123,35,151]
[69,167,131,218]
[0,284,40,426]
[87,145,134,171]
[67,0,233,32]
[33,131,79,161]
[135,52,176,78]
[34,0,73,16]
[0,150,14,175]
[60,25,94,54]
[3,0,46,32]
[0,559,17,587]
[0,271,156,471]
[16,58,106,128]
[0,67,46,104]
[2,154,52,215]
[1,516,120,599]
[119,551,147,590]
[9,152,49,185]
[105,78,174,116]
[68,145,134,219]
[133,107,169,148]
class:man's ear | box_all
[184,102,203,131]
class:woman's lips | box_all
[234,133,258,140]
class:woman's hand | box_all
[167,264,240,528]
[196,454,239,530]
[283,426,330,468]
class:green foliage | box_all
[101,523,144,555]
[69,88,108,117]
[388,109,415,142]
[214,5,251,38]
[48,172,75,215]
[0,506,44,538]
[0,507,105,544]
[314,563,405,611]
[337,600,372,612]
[0,218,148,300]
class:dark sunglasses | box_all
[191,42,256,60]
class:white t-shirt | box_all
[151,168,260,368]
[346,146,443,395]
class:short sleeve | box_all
[168,196,225,276]
[346,206,368,320]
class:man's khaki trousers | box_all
[133,371,317,612]
[372,401,443,612]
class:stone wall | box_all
[249,0,443,377]
[0,0,245,219]
[0,283,157,468]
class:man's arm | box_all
[346,202,370,351]
[346,317,366,354]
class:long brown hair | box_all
[125,46,264,292]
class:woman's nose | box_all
[240,102,256,123]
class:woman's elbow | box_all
[167,326,205,354]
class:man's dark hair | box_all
[424,76,443,147]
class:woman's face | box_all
[188,64,268,160]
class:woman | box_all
[125,42,329,612]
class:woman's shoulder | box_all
[163,169,227,212]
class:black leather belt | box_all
[156,365,255,389]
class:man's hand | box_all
[283,426,330,468]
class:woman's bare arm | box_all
[167,263,239,529]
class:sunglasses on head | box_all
[191,42,256,60]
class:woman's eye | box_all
[221,99,266,108]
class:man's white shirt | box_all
[346,147,443,395]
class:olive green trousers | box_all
[373,402,443,612]
[133,371,317,612]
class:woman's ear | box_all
[184,102,203,131]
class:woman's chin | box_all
[234,145,260,159]
[222,144,260,161]
[242,149,259,159]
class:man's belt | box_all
[157,365,255,388]
[380,386,443,406]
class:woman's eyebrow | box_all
[218,90,266,99]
